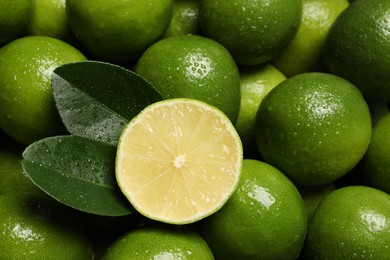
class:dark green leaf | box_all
[21,135,133,216]
[52,61,163,146]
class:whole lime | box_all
[360,113,390,194]
[304,186,390,259]
[162,0,201,39]
[0,0,32,45]
[135,35,241,123]
[324,0,390,101]
[198,159,307,259]
[27,0,74,43]
[235,64,286,156]
[0,193,93,259]
[255,72,372,186]
[102,224,214,259]
[272,0,349,77]
[199,0,302,65]
[0,36,87,144]
[66,0,173,63]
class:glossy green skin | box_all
[102,225,214,260]
[0,193,93,259]
[324,0,390,101]
[66,0,173,63]
[255,72,372,186]
[199,0,302,65]
[0,36,86,144]
[361,113,390,193]
[304,186,390,259]
[162,0,201,38]
[136,35,241,123]
[199,159,307,260]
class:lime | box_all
[27,0,74,43]
[199,0,302,65]
[135,34,241,123]
[304,186,390,259]
[255,72,372,186]
[235,64,286,156]
[271,0,349,77]
[0,138,44,196]
[162,0,201,39]
[297,183,335,220]
[116,98,242,224]
[66,0,173,63]
[360,113,390,194]
[0,193,93,259]
[198,159,307,259]
[0,36,87,144]
[0,0,32,46]
[102,224,214,259]
[324,0,390,101]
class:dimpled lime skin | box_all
[66,0,173,63]
[198,159,307,260]
[102,225,214,260]
[0,36,87,145]
[0,0,33,46]
[324,0,390,102]
[199,0,302,65]
[304,186,390,259]
[0,193,93,259]
[135,35,241,123]
[255,72,372,186]
[360,113,390,194]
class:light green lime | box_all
[135,35,241,123]
[235,64,286,156]
[103,224,214,259]
[0,193,93,259]
[255,72,372,186]
[0,36,87,144]
[272,0,349,77]
[304,186,390,259]
[199,159,307,259]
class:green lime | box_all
[272,0,349,77]
[0,138,45,196]
[198,159,307,259]
[102,224,214,259]
[0,193,93,259]
[199,0,302,65]
[255,72,372,186]
[27,0,74,43]
[360,113,390,194]
[162,0,201,39]
[324,0,390,101]
[66,0,173,63]
[297,183,335,220]
[304,186,390,259]
[0,0,33,46]
[135,35,241,123]
[235,64,286,156]
[0,36,87,145]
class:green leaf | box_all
[21,135,133,216]
[52,61,163,146]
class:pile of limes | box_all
[0,0,390,259]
